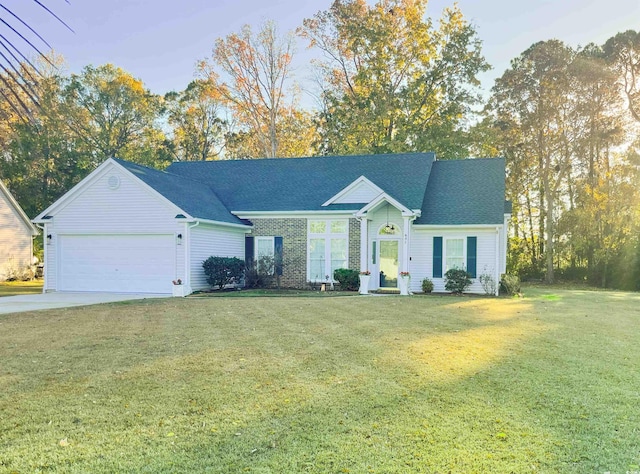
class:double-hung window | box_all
[433,236,477,278]
[445,238,464,271]
[308,219,348,281]
[256,236,275,275]
[245,235,283,276]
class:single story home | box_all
[1,179,38,280]
[33,153,510,295]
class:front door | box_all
[378,240,399,288]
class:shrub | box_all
[244,256,275,289]
[421,277,434,293]
[202,256,244,290]
[444,268,472,294]
[333,268,359,291]
[500,273,521,296]
[479,273,497,296]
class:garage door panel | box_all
[59,234,175,293]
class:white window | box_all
[308,219,349,281]
[445,238,464,271]
[256,236,275,274]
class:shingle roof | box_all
[166,153,435,212]
[114,159,247,226]
[115,153,506,227]
[415,157,506,225]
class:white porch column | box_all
[402,216,410,273]
[360,217,368,271]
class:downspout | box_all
[35,223,46,294]
[495,226,501,296]
[184,221,200,295]
[404,215,417,293]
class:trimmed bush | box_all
[244,256,275,289]
[203,256,244,290]
[479,273,497,296]
[444,268,472,294]
[333,268,359,291]
[421,277,434,293]
[500,273,521,296]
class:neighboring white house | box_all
[34,153,510,295]
[1,179,38,280]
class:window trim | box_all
[307,219,349,282]
[255,236,275,275]
[445,237,465,272]
[433,235,477,278]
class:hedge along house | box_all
[33,153,510,295]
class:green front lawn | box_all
[1,288,638,473]
[0,279,43,296]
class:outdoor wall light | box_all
[46,234,52,245]
[177,233,183,245]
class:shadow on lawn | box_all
[2,292,639,472]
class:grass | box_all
[0,287,638,473]
[0,280,43,297]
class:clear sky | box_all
[6,0,640,103]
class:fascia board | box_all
[355,192,413,217]
[33,158,118,222]
[186,217,253,230]
[321,175,385,207]
[1,180,38,234]
[412,224,505,229]
[33,158,189,223]
[232,210,358,219]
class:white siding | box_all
[334,181,381,204]
[0,190,33,279]
[45,163,185,291]
[189,223,246,291]
[409,227,502,294]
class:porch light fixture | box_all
[384,204,396,233]
[46,234,52,245]
[176,233,183,245]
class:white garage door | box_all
[59,234,176,293]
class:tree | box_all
[62,64,170,168]
[299,0,489,157]
[603,30,640,122]
[165,80,226,161]
[0,59,89,218]
[489,41,576,283]
[0,1,72,119]
[487,38,638,288]
[199,21,312,158]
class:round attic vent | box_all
[107,175,120,190]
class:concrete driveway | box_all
[0,292,169,315]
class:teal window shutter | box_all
[467,236,477,278]
[433,237,442,278]
[372,241,377,265]
[245,236,254,268]
[274,237,283,276]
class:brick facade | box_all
[348,218,361,271]
[249,217,361,289]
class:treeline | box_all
[0,0,638,289]
[483,35,640,289]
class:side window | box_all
[256,236,275,275]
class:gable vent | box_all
[107,175,120,190]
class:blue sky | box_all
[6,0,640,104]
